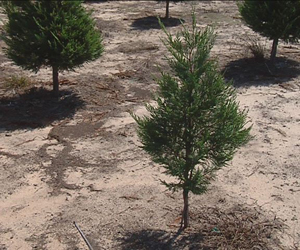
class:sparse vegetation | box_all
[4,75,33,91]
[247,38,266,61]
[240,35,266,61]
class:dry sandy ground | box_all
[0,1,300,249]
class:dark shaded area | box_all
[131,16,184,30]
[119,228,209,250]
[119,230,174,250]
[222,57,300,87]
[118,205,285,250]
[0,87,84,131]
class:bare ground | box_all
[0,1,300,249]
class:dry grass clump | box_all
[187,205,286,250]
[238,34,267,61]
[247,38,266,62]
[4,75,33,91]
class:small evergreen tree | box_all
[1,0,103,96]
[133,14,251,229]
[238,0,300,61]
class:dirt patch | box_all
[117,40,159,54]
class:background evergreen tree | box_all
[238,0,300,61]
[1,0,103,96]
[133,14,252,229]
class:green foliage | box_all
[238,0,300,60]
[133,13,251,227]
[1,0,103,94]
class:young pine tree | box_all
[133,14,252,229]
[1,0,104,96]
[238,0,300,62]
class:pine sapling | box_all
[133,13,252,229]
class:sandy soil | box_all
[0,1,300,249]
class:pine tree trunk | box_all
[270,38,279,62]
[182,189,189,229]
[165,0,170,19]
[52,65,59,97]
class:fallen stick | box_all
[74,221,94,250]
[15,137,36,147]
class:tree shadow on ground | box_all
[0,87,84,132]
[118,205,285,250]
[119,229,208,250]
[131,16,184,30]
[119,229,173,250]
[222,57,300,87]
